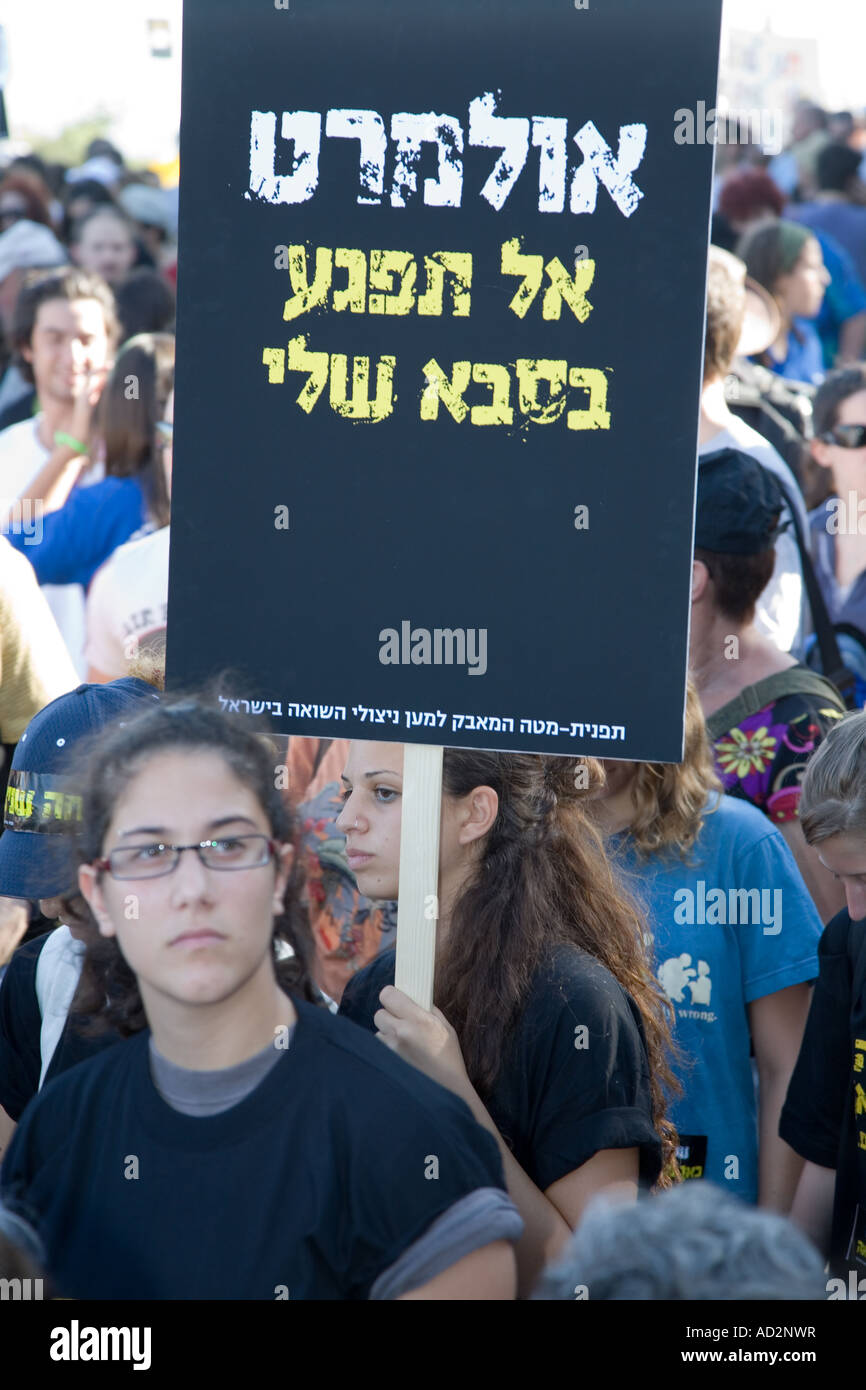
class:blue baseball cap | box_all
[0,679,159,901]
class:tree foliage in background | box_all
[27,112,114,168]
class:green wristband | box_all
[53,431,88,456]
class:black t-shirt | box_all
[0,998,508,1299]
[0,932,118,1121]
[780,909,866,1276]
[339,944,662,1190]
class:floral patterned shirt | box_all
[710,679,845,824]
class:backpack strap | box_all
[773,479,856,705]
[705,666,845,742]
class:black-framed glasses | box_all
[820,424,866,449]
[94,834,276,881]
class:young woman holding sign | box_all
[336,742,677,1296]
[0,700,521,1300]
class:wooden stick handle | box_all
[394,743,443,1010]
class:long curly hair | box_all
[70,698,318,1036]
[435,748,680,1183]
[619,682,722,861]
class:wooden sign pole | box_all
[394,743,443,1011]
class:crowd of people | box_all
[0,103,866,1301]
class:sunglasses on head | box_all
[820,424,866,449]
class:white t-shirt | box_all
[700,417,809,656]
[0,416,51,503]
[85,524,169,679]
[0,416,104,678]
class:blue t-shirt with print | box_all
[610,793,821,1204]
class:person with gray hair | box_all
[532,1180,826,1300]
[781,709,866,1280]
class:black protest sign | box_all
[168,0,722,761]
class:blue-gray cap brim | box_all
[0,825,80,901]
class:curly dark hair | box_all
[70,695,318,1036]
[435,749,681,1183]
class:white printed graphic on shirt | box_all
[658,953,715,1018]
[658,953,695,1002]
[689,960,712,1005]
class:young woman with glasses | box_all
[0,698,520,1300]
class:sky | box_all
[720,0,866,109]
[0,0,182,163]
[0,0,863,165]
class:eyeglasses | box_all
[0,207,27,225]
[94,833,276,880]
[820,424,866,449]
